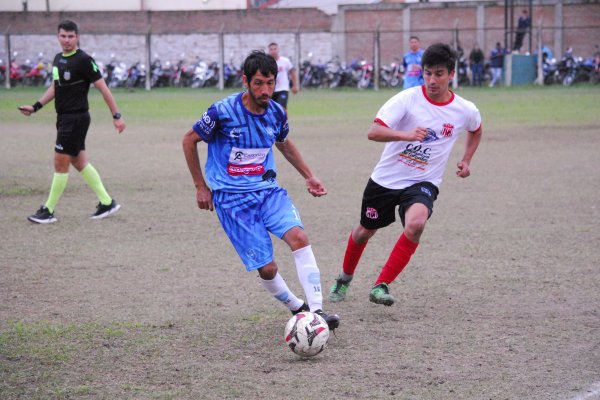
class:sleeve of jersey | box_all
[192,105,219,142]
[86,55,103,82]
[468,105,483,133]
[374,92,406,129]
[276,116,290,143]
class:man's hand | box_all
[456,160,471,178]
[18,105,34,116]
[406,127,428,142]
[113,118,126,133]
[196,186,214,211]
[306,176,327,197]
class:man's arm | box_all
[18,84,55,116]
[93,78,125,133]
[289,67,299,94]
[275,139,326,197]
[182,129,213,210]
[367,121,427,142]
[456,126,483,178]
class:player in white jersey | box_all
[182,50,339,330]
[268,42,298,111]
[329,43,483,306]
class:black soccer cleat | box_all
[291,302,310,315]
[90,199,121,220]
[28,206,57,224]
[313,309,340,331]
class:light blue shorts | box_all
[213,187,304,271]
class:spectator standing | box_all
[403,36,425,90]
[489,42,507,87]
[513,9,531,53]
[267,42,298,111]
[469,44,485,86]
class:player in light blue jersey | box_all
[403,36,425,90]
[183,50,340,330]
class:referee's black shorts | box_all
[359,179,439,230]
[55,111,91,156]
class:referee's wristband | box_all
[32,101,43,112]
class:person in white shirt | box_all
[329,43,483,306]
[268,42,298,111]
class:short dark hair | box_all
[268,42,278,48]
[243,50,278,82]
[421,43,456,73]
[409,36,420,41]
[58,20,78,34]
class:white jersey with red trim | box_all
[371,85,481,190]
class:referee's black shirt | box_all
[52,49,103,114]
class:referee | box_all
[19,20,126,224]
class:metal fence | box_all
[3,23,599,90]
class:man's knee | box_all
[258,262,278,280]
[353,225,377,244]
[283,227,309,251]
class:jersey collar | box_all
[62,49,78,57]
[421,85,454,106]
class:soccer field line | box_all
[569,381,600,400]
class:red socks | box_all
[342,232,367,276]
[375,233,418,286]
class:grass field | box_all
[1,85,599,400]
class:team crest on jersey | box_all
[365,207,379,219]
[440,123,455,137]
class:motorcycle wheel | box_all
[563,75,574,86]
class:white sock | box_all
[293,245,323,312]
[260,272,304,311]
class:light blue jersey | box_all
[403,49,424,89]
[192,92,302,270]
[192,92,289,193]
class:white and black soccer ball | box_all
[284,311,330,357]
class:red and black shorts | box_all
[359,179,439,230]
[55,111,91,156]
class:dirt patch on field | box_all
[1,109,599,399]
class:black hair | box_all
[243,50,278,82]
[421,43,456,73]
[58,20,78,34]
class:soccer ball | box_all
[284,311,330,357]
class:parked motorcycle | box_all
[356,59,373,89]
[126,61,146,88]
[380,58,404,88]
